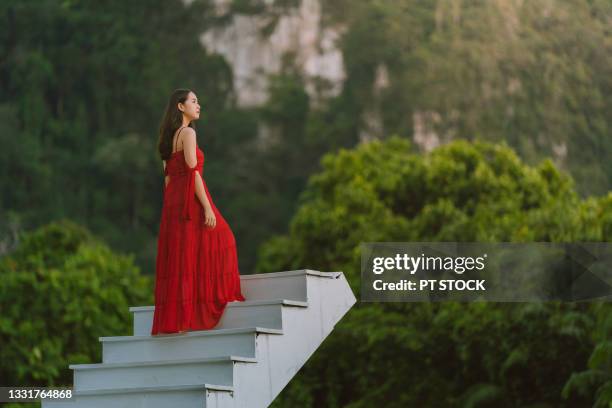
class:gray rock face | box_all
[199,0,346,108]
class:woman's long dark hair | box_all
[157,88,197,161]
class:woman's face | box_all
[179,92,201,121]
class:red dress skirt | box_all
[151,146,245,335]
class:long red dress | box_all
[151,143,245,335]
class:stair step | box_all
[42,383,233,408]
[72,355,255,392]
[130,299,308,336]
[239,269,341,302]
[77,382,234,396]
[101,327,282,364]
[129,299,308,313]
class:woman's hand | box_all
[204,206,216,228]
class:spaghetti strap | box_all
[174,126,188,153]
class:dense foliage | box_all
[262,137,612,406]
[0,220,152,389]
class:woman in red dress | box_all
[151,88,245,335]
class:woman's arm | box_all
[182,128,212,211]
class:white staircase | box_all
[42,269,356,408]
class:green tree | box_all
[563,210,612,408]
[262,137,611,407]
[0,219,153,387]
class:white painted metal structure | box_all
[42,269,356,407]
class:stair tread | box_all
[240,269,342,280]
[72,382,233,397]
[100,326,283,342]
[129,299,308,313]
[70,355,256,370]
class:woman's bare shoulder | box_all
[181,127,197,145]
[181,127,196,136]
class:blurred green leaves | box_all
[264,137,612,407]
[0,219,153,386]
